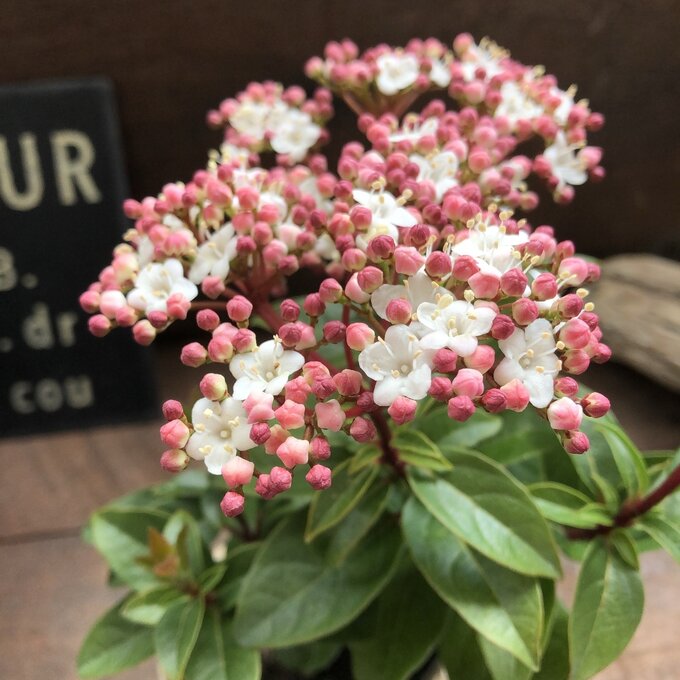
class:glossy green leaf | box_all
[595,421,649,496]
[348,444,381,475]
[528,483,612,529]
[234,514,402,648]
[90,508,168,590]
[305,459,378,542]
[533,603,570,680]
[217,542,260,610]
[155,598,205,680]
[438,614,491,680]
[569,541,643,680]
[122,586,187,626]
[164,510,206,576]
[393,429,453,471]
[349,566,447,680]
[611,530,640,569]
[77,597,154,678]
[402,498,544,670]
[198,563,227,593]
[184,609,261,680]
[638,515,680,563]
[408,451,561,578]
[421,407,502,450]
[478,637,532,680]
[271,640,342,678]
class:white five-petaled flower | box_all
[127,258,198,314]
[550,86,576,127]
[493,318,560,408]
[388,116,439,144]
[352,188,417,250]
[270,109,321,161]
[186,397,255,474]
[375,52,420,95]
[358,324,433,406]
[410,151,459,201]
[416,294,496,356]
[229,339,305,400]
[429,59,451,87]
[460,42,504,82]
[229,101,271,139]
[543,132,587,188]
[189,223,238,284]
[494,81,543,125]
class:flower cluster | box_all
[82,35,612,518]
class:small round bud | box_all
[500,268,528,297]
[512,298,539,325]
[310,436,331,460]
[249,422,271,445]
[346,323,375,350]
[162,399,184,421]
[428,377,453,401]
[481,388,507,413]
[452,368,485,397]
[491,314,515,340]
[199,373,227,400]
[433,348,458,373]
[222,456,255,488]
[425,251,452,279]
[196,309,220,331]
[160,448,189,473]
[547,397,584,431]
[581,392,611,418]
[306,464,332,490]
[388,396,417,425]
[226,295,253,322]
[220,491,245,517]
[386,298,412,324]
[562,430,590,454]
[181,342,208,367]
[447,395,476,422]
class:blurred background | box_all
[1,2,679,679]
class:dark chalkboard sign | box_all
[0,78,156,437]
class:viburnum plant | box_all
[78,35,680,680]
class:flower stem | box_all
[566,463,680,540]
[370,409,405,476]
[342,304,357,370]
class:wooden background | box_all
[2,0,680,257]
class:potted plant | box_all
[77,35,680,680]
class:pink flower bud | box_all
[162,399,184,421]
[250,422,271,445]
[563,349,590,374]
[196,309,220,331]
[452,255,480,281]
[386,298,412,324]
[232,328,257,353]
[323,320,346,344]
[592,343,612,364]
[115,306,137,328]
[333,369,363,396]
[349,417,376,442]
[512,298,539,325]
[306,464,332,490]
[346,322,375,350]
[433,348,458,373]
[303,361,331,383]
[79,290,101,313]
[428,376,453,401]
[202,275,226,299]
[581,392,611,418]
[463,345,496,374]
[425,252,451,280]
[559,318,591,350]
[99,290,127,317]
[220,491,245,517]
[547,397,584,431]
[277,436,310,468]
[469,271,500,299]
[222,456,255,487]
[559,257,589,286]
[226,295,253,322]
[395,246,425,275]
[207,335,234,362]
[366,235,396,262]
[274,400,306,430]
[342,248,367,272]
[553,293,584,319]
[481,388,507,413]
[500,268,528,297]
[315,399,345,431]
[181,342,208,367]
[357,266,384,293]
[500,379,530,411]
[132,319,156,345]
[160,448,189,473]
[491,314,515,340]
[562,430,590,454]
[554,376,579,397]
[312,377,336,400]
[280,298,301,322]
[147,310,169,329]
[318,278,343,304]
[345,272,371,303]
[310,435,332,459]
[452,368,485,397]
[357,391,377,413]
[269,466,293,492]
[244,392,275,423]
[254,474,274,499]
[531,273,558,301]
[303,293,326,317]
[448,395,476,421]
[388,396,417,425]
[167,293,191,320]
[199,373,227,400]
[284,376,312,404]
[88,314,111,337]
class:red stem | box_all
[567,463,680,540]
[370,409,404,477]
[342,304,356,371]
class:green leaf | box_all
[184,609,261,680]
[305,459,378,542]
[407,450,561,578]
[421,407,502,450]
[402,498,544,670]
[348,444,381,474]
[155,598,205,680]
[77,597,154,678]
[234,514,402,648]
[217,542,260,610]
[610,530,639,569]
[569,540,643,680]
[533,603,570,680]
[349,566,447,680]
[198,563,227,592]
[326,481,390,564]
[595,421,649,496]
[438,614,491,680]
[271,641,342,678]
[528,483,612,529]
[122,586,187,626]
[478,637,533,680]
[638,515,680,563]
[90,508,168,590]
[164,510,206,576]
[393,429,453,471]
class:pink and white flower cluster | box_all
[82,35,612,518]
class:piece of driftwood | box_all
[589,254,680,392]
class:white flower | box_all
[550,86,576,126]
[416,294,496,356]
[189,223,238,284]
[460,42,503,82]
[429,59,451,87]
[229,339,304,399]
[270,109,321,161]
[352,188,417,250]
[371,269,446,326]
[358,325,433,406]
[494,81,542,125]
[388,117,439,144]
[219,142,251,167]
[229,101,271,138]
[314,232,340,262]
[543,132,587,188]
[186,397,255,474]
[127,258,198,314]
[493,318,560,408]
[410,151,459,201]
[375,52,420,95]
